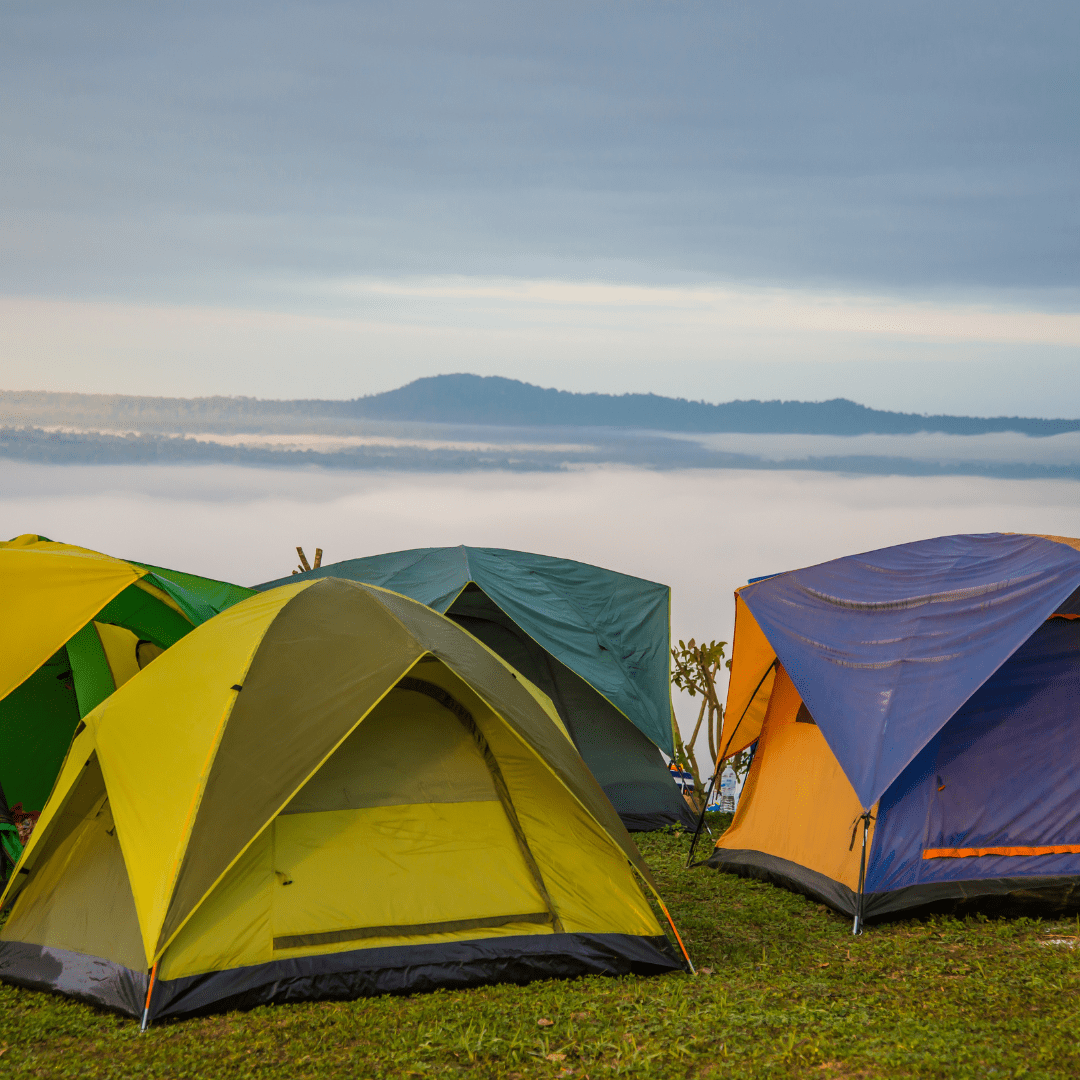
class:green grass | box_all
[2,818,1079,1078]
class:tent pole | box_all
[852,813,870,936]
[684,766,722,869]
[685,659,777,868]
[140,961,159,1032]
[658,898,695,974]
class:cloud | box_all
[2,0,1078,301]
[2,1,1077,409]
[338,278,1080,346]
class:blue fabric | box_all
[1054,585,1080,616]
[740,533,1080,808]
[867,618,1080,893]
[257,547,675,755]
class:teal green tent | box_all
[259,547,694,831]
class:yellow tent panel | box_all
[0,540,143,705]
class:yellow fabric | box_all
[159,807,558,981]
[0,542,145,704]
[4,534,50,548]
[94,623,142,689]
[154,584,429,959]
[719,593,777,760]
[464,679,660,936]
[160,659,660,981]
[716,665,876,891]
[92,582,310,962]
[272,802,547,944]
[283,685,498,813]
[3,535,108,556]
[0,725,99,910]
[401,659,659,934]
[158,828,274,980]
[0,781,146,971]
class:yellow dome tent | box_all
[0,577,688,1023]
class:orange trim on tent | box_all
[923,845,1080,859]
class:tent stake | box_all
[852,813,871,936]
[140,961,158,1032]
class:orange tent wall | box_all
[715,664,876,894]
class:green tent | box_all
[0,536,239,844]
[259,547,695,831]
[130,561,255,614]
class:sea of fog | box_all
[676,430,1080,468]
[4,460,1080,758]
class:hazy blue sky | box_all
[2,2,1078,413]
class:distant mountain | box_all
[2,374,1078,436]
[344,375,1080,436]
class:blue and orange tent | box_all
[706,532,1080,927]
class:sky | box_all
[2,1,1078,414]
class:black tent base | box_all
[863,875,1080,922]
[0,933,683,1023]
[706,849,857,915]
[708,848,1080,924]
[619,805,697,833]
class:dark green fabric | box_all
[0,824,21,873]
[66,624,116,719]
[132,564,254,615]
[256,546,675,755]
[94,582,197,650]
[0,650,80,812]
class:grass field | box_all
[2,816,1079,1078]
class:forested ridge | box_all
[2,374,1077,436]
